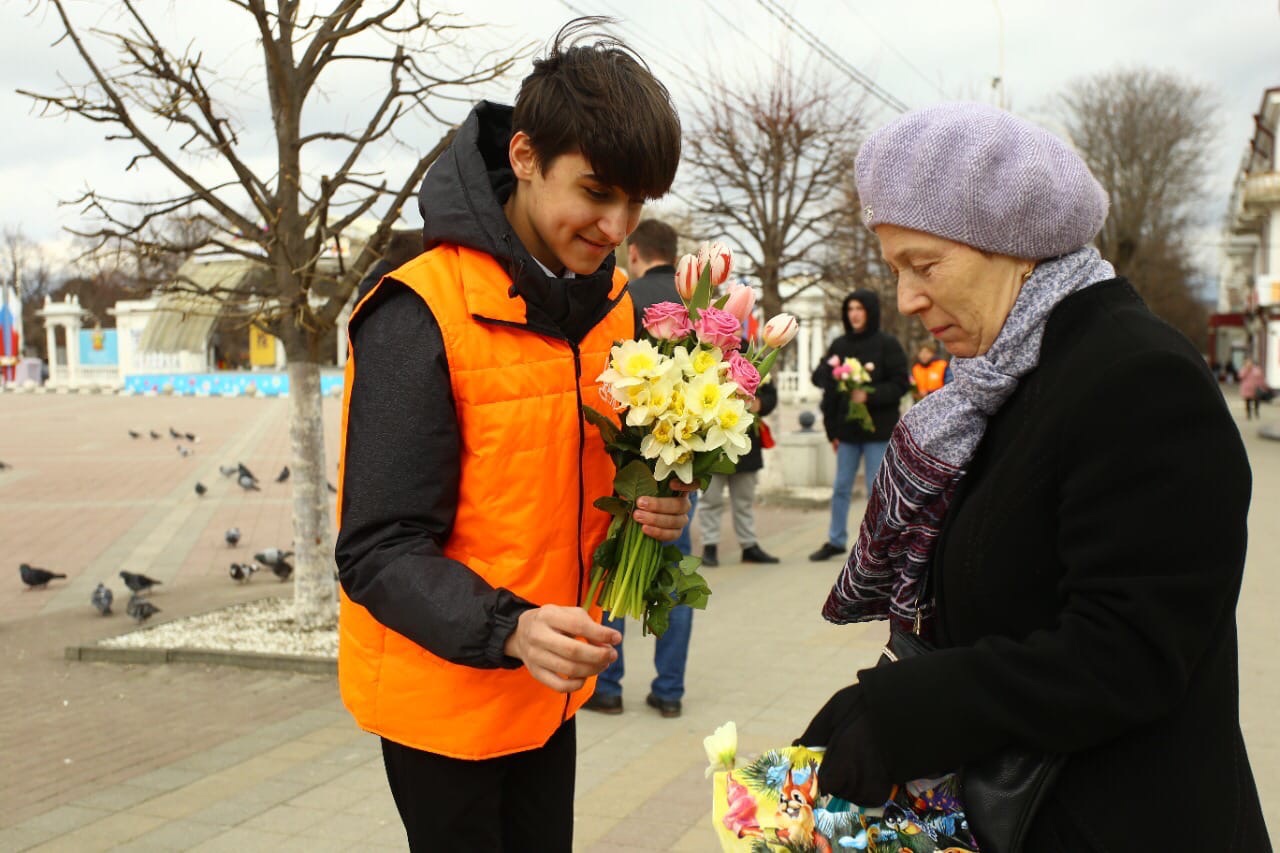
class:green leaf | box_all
[614,460,659,502]
[677,582,712,610]
[678,554,702,575]
[593,496,631,519]
[661,545,683,565]
[708,457,738,475]
[645,598,672,637]
[755,349,779,378]
[582,405,619,444]
[712,292,731,309]
[691,265,713,315]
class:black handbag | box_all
[880,624,1064,853]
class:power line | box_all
[753,0,909,113]
[834,0,949,99]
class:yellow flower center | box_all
[699,383,720,408]
[718,409,740,430]
[623,352,656,375]
[692,350,718,374]
[652,420,674,444]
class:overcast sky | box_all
[2,0,1277,278]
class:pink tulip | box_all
[726,350,761,397]
[674,254,698,301]
[832,364,852,381]
[697,242,734,287]
[722,283,756,323]
[693,306,743,351]
[762,313,798,348]
[827,354,841,367]
[642,301,694,341]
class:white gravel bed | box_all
[98,597,337,658]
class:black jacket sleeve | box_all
[335,281,536,668]
[855,351,1251,780]
[757,381,779,418]
[866,334,909,412]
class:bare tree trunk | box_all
[287,358,336,630]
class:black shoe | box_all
[742,544,780,564]
[645,692,682,718]
[583,692,623,715]
[809,542,845,561]
[701,544,719,567]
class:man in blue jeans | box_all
[809,290,909,561]
[583,219,695,718]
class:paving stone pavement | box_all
[0,391,1276,851]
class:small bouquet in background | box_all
[706,722,981,853]
[583,242,798,635]
[829,355,876,433]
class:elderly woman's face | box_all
[876,224,1034,358]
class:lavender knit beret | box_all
[854,102,1109,260]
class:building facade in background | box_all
[1221,86,1280,389]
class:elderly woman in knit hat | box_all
[797,103,1269,850]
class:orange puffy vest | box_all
[336,245,631,759]
[912,359,948,396]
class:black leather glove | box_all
[795,683,896,806]
[795,682,864,749]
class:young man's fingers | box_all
[527,665,586,694]
[541,605,622,646]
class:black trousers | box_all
[1246,398,1260,419]
[381,718,576,852]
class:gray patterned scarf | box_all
[822,246,1116,628]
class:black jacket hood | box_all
[841,289,882,338]
[416,101,618,341]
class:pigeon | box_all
[184,432,197,443]
[128,430,141,439]
[275,465,290,483]
[218,464,238,478]
[149,430,161,439]
[229,562,258,583]
[91,583,113,615]
[237,473,261,492]
[126,595,160,623]
[20,563,66,588]
[177,446,192,458]
[225,527,241,547]
[169,427,182,439]
[255,549,294,582]
[237,462,258,482]
[327,481,337,494]
[0,461,10,470]
[119,570,162,595]
[194,482,207,497]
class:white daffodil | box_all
[626,373,677,427]
[654,446,693,483]
[687,345,723,378]
[703,721,737,776]
[639,418,677,460]
[704,397,752,462]
[597,340,667,391]
[686,371,739,420]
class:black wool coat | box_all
[856,279,1270,849]
[811,289,909,443]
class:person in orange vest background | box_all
[334,19,689,851]
[910,341,949,401]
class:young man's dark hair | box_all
[627,218,679,264]
[513,17,681,201]
[336,17,691,851]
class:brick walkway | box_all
[0,392,1276,850]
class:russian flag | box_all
[0,284,15,382]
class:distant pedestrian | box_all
[1240,358,1267,420]
[909,342,948,401]
[809,290,909,562]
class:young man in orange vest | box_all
[334,19,688,851]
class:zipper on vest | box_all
[566,341,587,725]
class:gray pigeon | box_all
[237,463,258,483]
[20,563,66,588]
[238,473,261,492]
[225,527,241,547]
[169,427,182,439]
[126,595,160,623]
[0,461,11,470]
[177,446,192,458]
[275,466,290,483]
[254,549,294,582]
[229,562,258,583]
[128,430,140,439]
[91,583,113,615]
[194,482,207,496]
[119,570,161,595]
[149,430,161,439]
[218,464,238,478]
[184,432,197,443]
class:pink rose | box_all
[693,306,742,351]
[726,350,761,397]
[642,301,694,341]
[832,364,852,381]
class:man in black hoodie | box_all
[809,290,909,561]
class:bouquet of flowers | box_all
[828,355,876,433]
[583,242,798,635]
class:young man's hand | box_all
[503,605,621,693]
[632,481,695,542]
